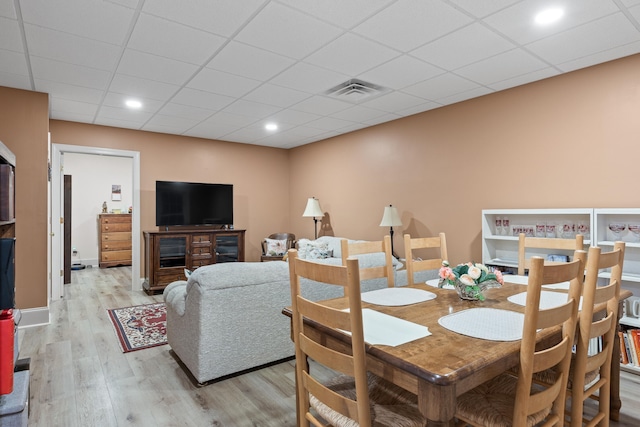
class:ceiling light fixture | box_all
[535,7,564,25]
[265,123,278,131]
[125,99,142,109]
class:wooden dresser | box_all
[98,213,132,268]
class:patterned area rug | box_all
[107,303,167,353]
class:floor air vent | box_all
[325,79,387,102]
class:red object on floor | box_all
[0,309,14,395]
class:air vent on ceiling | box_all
[324,79,388,103]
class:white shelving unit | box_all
[481,209,592,271]
[482,208,640,375]
[593,208,640,375]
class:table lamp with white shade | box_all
[380,204,402,258]
[302,197,324,239]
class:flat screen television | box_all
[156,181,233,227]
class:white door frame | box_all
[50,144,141,300]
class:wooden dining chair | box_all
[287,249,425,427]
[455,253,585,427]
[403,232,448,286]
[533,242,625,427]
[517,233,584,275]
[340,235,394,288]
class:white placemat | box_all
[438,308,525,341]
[361,287,436,306]
[426,278,454,289]
[504,274,570,290]
[342,309,431,347]
[508,291,582,310]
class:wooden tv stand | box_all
[143,228,245,295]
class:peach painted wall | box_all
[49,122,292,270]
[0,87,49,309]
[289,54,640,264]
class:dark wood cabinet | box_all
[143,229,245,294]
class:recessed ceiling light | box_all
[125,99,142,109]
[265,123,278,131]
[535,8,564,25]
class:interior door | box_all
[63,175,71,284]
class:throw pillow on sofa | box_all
[265,238,287,256]
[297,239,332,259]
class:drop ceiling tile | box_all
[557,41,640,72]
[411,23,516,71]
[632,4,640,19]
[270,63,349,96]
[25,24,121,71]
[435,86,494,105]
[93,117,144,130]
[141,0,267,37]
[157,102,215,121]
[0,17,23,51]
[527,13,640,64]
[267,110,321,126]
[291,95,352,115]
[109,74,180,101]
[143,114,200,134]
[187,68,261,98]
[129,13,225,65]
[0,2,17,18]
[623,0,640,6]
[305,33,400,76]
[118,49,199,85]
[235,2,343,59]
[31,56,112,90]
[360,91,428,113]
[50,97,99,116]
[49,109,96,123]
[0,49,29,75]
[360,55,444,90]
[184,121,238,140]
[34,80,104,104]
[102,92,164,113]
[404,72,481,101]
[489,67,559,91]
[171,88,235,110]
[244,83,310,108]
[206,42,295,81]
[0,72,30,91]
[456,49,549,85]
[306,116,357,131]
[222,99,281,119]
[20,0,135,44]
[396,101,440,116]
[330,104,388,122]
[363,112,402,126]
[353,0,473,52]
[96,105,153,124]
[448,0,521,18]
[484,0,620,45]
[277,0,393,29]
[206,111,258,127]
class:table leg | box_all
[418,378,456,426]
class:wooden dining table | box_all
[282,279,631,426]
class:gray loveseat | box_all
[163,236,403,384]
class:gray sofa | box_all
[163,236,403,384]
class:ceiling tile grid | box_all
[0,0,638,148]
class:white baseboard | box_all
[16,306,50,328]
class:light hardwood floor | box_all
[16,266,640,426]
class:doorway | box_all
[50,144,141,300]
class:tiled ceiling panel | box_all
[0,0,638,148]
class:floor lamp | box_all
[380,205,402,258]
[302,197,323,239]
